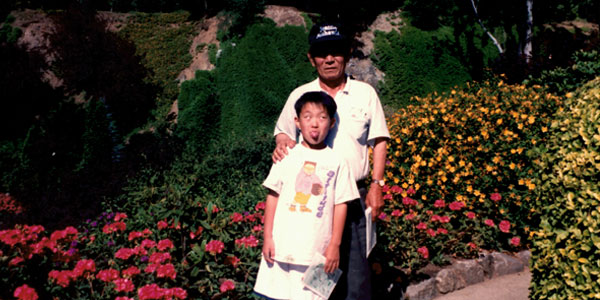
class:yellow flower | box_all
[402,182,409,189]
[518,179,525,185]
[408,178,415,185]
[421,194,427,201]
[394,177,400,184]
[466,185,473,193]
[448,156,455,163]
[427,179,434,185]
[518,123,524,130]
[509,162,516,170]
[467,136,473,143]
[474,190,481,196]
[493,156,501,164]
[528,182,536,190]
[459,160,466,167]
[441,175,448,182]
[542,126,548,133]
[496,118,503,125]
[528,116,535,124]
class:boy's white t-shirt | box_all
[263,144,359,265]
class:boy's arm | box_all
[262,190,279,263]
[324,202,347,273]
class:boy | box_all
[254,91,359,300]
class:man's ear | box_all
[307,53,316,67]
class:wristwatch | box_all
[372,179,385,187]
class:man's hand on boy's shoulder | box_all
[272,133,297,163]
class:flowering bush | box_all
[0,200,265,299]
[378,79,563,270]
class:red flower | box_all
[128,231,144,241]
[115,248,135,260]
[73,259,96,277]
[206,240,225,255]
[157,239,174,251]
[219,279,235,293]
[9,256,24,266]
[252,225,263,232]
[255,201,266,211]
[510,237,521,247]
[417,246,429,259]
[231,212,244,223]
[189,227,203,239]
[391,185,403,194]
[167,287,187,299]
[149,252,171,264]
[102,222,126,234]
[144,263,159,274]
[138,283,164,300]
[467,242,477,250]
[96,269,119,282]
[404,213,415,221]
[122,266,141,278]
[115,297,134,300]
[406,187,416,195]
[156,263,177,280]
[433,199,445,208]
[141,239,156,249]
[490,193,502,202]
[416,222,427,230]
[13,284,38,300]
[391,209,403,217]
[426,228,437,237]
[449,201,465,211]
[48,270,73,287]
[499,220,511,233]
[114,278,135,293]
[114,212,127,221]
[466,211,476,219]
[378,213,388,221]
[484,219,495,227]
[235,235,258,248]
[225,255,240,267]
[402,197,418,206]
[157,220,169,230]
[437,228,448,234]
[383,194,393,200]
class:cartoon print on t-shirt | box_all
[292,161,323,212]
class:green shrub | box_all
[176,70,219,154]
[379,79,563,270]
[373,26,472,109]
[530,77,600,299]
[524,50,600,94]
[215,20,313,137]
[118,11,195,119]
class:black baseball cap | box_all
[308,23,351,56]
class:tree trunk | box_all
[523,0,533,64]
[469,0,504,55]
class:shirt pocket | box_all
[344,106,369,141]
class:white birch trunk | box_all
[470,0,504,55]
[523,0,534,63]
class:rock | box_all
[435,268,466,294]
[516,250,531,267]
[346,58,385,91]
[454,260,485,286]
[490,252,525,277]
[404,278,437,300]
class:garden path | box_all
[433,268,531,300]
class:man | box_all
[272,22,390,300]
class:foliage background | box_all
[0,0,599,299]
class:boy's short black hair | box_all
[294,91,337,119]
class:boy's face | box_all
[294,102,335,149]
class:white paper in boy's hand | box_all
[302,253,342,299]
[365,207,376,257]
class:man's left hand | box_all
[366,184,384,221]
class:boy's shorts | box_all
[254,257,325,300]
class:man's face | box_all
[307,44,348,83]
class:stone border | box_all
[404,250,531,300]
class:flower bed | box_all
[377,79,562,270]
[0,203,265,299]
